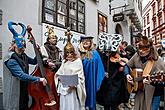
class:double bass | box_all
[27,25,59,110]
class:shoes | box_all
[130,98,134,106]
[124,103,132,109]
[117,106,124,110]
[117,104,125,110]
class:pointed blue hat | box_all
[8,21,26,49]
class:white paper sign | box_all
[59,74,78,87]
[42,23,84,51]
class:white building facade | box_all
[0,0,112,84]
[0,0,143,92]
[110,0,143,44]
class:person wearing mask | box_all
[78,36,105,110]
[40,26,62,72]
[3,21,47,110]
[39,26,62,109]
[96,35,129,110]
[54,28,86,110]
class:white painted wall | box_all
[110,0,131,43]
[0,0,111,77]
[134,0,143,26]
[109,0,142,44]
[0,0,42,77]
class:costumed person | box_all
[78,35,105,110]
[54,27,86,110]
[125,45,136,60]
[134,33,143,50]
[125,35,165,110]
[118,41,128,58]
[40,26,62,72]
[3,21,47,110]
[96,34,129,110]
[121,45,136,109]
[39,26,62,109]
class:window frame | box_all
[42,0,85,34]
[98,12,108,35]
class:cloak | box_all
[82,50,105,110]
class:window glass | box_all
[42,0,85,34]
[45,0,56,10]
[98,13,107,34]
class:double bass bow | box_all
[27,25,59,110]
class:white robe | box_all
[55,58,86,110]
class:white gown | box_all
[55,58,86,110]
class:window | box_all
[152,3,156,15]
[158,0,162,11]
[154,36,157,44]
[153,19,157,29]
[147,14,149,24]
[147,27,150,37]
[158,14,163,25]
[98,13,108,34]
[160,33,162,40]
[144,17,146,27]
[144,30,146,36]
[42,0,85,34]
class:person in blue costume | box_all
[78,36,105,110]
[3,21,47,110]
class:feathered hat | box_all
[64,27,75,53]
[8,21,26,49]
[46,25,56,39]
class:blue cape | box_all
[82,50,105,110]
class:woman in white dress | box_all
[54,28,86,110]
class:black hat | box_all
[125,45,136,54]
[80,36,94,41]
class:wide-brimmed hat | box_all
[80,36,93,42]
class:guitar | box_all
[127,69,165,93]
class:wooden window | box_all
[42,0,85,34]
[98,13,108,34]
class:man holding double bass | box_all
[3,21,47,110]
[27,25,61,110]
